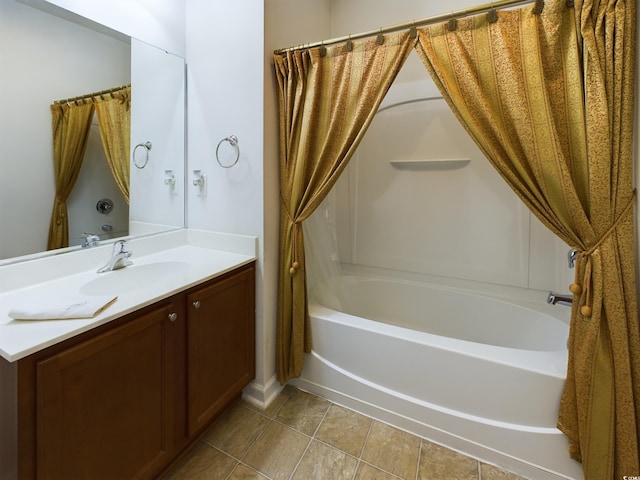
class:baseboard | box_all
[242,374,283,410]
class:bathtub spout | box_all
[547,291,573,307]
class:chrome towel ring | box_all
[133,141,152,169]
[216,135,240,168]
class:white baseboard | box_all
[242,374,283,410]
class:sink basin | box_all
[80,261,190,296]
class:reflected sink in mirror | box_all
[80,261,190,296]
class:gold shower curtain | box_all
[94,86,131,204]
[274,31,414,384]
[47,101,94,250]
[415,0,638,477]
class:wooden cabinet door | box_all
[186,265,255,435]
[36,302,179,480]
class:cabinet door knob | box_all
[192,301,201,309]
[168,312,178,322]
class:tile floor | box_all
[166,386,529,480]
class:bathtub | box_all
[291,274,584,480]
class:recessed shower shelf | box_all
[390,158,471,170]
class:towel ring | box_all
[133,141,152,169]
[216,135,240,168]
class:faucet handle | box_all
[568,248,579,268]
[113,240,130,253]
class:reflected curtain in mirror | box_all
[415,0,638,477]
[274,31,414,384]
[47,101,94,250]
[94,86,131,204]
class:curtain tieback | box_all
[569,189,637,317]
[280,195,302,276]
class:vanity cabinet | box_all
[0,262,255,480]
[186,267,255,436]
[37,301,181,480]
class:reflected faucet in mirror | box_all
[81,233,101,249]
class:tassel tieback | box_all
[567,282,592,316]
[289,219,302,277]
[280,194,303,277]
[289,261,301,276]
[568,190,636,318]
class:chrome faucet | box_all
[547,291,573,307]
[81,233,101,248]
[97,240,133,273]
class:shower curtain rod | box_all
[53,84,130,105]
[275,0,545,55]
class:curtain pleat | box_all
[274,31,415,384]
[414,0,638,476]
[94,86,131,204]
[47,101,94,250]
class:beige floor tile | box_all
[275,388,331,435]
[228,463,271,479]
[418,440,478,480]
[203,403,270,458]
[243,421,310,480]
[480,463,528,480]
[354,462,402,479]
[315,404,373,457]
[165,442,237,480]
[165,389,532,480]
[361,421,421,479]
[291,440,359,480]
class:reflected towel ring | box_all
[133,141,152,169]
[216,135,240,168]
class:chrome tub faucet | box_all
[97,240,133,273]
[547,291,573,307]
[546,248,580,307]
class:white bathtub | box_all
[291,275,584,480]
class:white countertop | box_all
[0,229,257,362]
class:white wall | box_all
[185,0,332,404]
[33,0,185,56]
[129,38,185,231]
[0,0,130,259]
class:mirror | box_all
[0,0,185,264]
